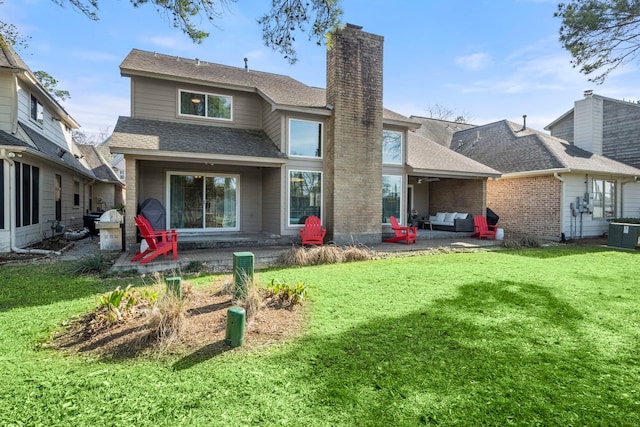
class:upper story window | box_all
[289,119,322,158]
[30,95,44,124]
[179,90,232,121]
[383,130,402,165]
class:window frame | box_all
[14,161,39,228]
[592,178,616,219]
[382,174,403,224]
[178,89,233,121]
[73,179,80,207]
[382,130,403,165]
[288,169,323,227]
[166,171,240,231]
[288,119,323,159]
[30,94,44,124]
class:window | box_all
[289,119,322,158]
[592,179,616,219]
[73,179,80,207]
[14,161,39,227]
[30,95,43,124]
[179,90,232,120]
[168,172,238,230]
[383,130,402,164]
[382,175,402,223]
[289,170,322,225]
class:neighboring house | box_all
[75,143,125,211]
[0,38,122,252]
[110,24,500,249]
[546,91,640,170]
[448,119,640,239]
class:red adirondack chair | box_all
[131,214,179,264]
[384,216,417,245]
[299,215,326,245]
[473,215,497,239]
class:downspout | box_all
[554,173,565,240]
[0,148,61,255]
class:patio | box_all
[107,229,502,274]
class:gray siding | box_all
[0,71,13,133]
[548,111,574,143]
[261,167,282,234]
[602,99,640,169]
[131,76,263,129]
[137,160,265,232]
[262,99,282,150]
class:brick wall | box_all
[487,175,561,239]
[429,179,485,216]
[124,156,137,249]
[326,25,384,245]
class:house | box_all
[546,91,640,171]
[0,38,123,252]
[110,24,500,250]
[448,119,640,239]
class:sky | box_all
[4,0,639,137]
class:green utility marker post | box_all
[166,277,182,299]
[225,306,246,347]
[233,252,254,300]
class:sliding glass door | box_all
[168,172,238,230]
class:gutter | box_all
[0,148,61,256]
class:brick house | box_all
[0,38,123,253]
[449,119,640,239]
[110,24,499,249]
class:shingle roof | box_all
[76,144,122,183]
[407,131,500,178]
[453,120,640,176]
[120,49,418,125]
[110,116,287,161]
[410,116,476,147]
[18,122,96,176]
[0,36,30,71]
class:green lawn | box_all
[1,246,639,426]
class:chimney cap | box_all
[584,89,594,97]
[345,23,363,30]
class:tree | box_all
[2,1,342,64]
[34,71,71,102]
[258,0,342,64]
[556,0,640,84]
[426,104,472,124]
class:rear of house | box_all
[111,25,500,250]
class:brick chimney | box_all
[325,24,384,245]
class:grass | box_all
[1,245,639,425]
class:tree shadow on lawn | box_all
[273,280,637,425]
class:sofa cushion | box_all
[455,213,468,220]
[435,212,446,222]
[444,212,457,223]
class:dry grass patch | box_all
[276,243,374,266]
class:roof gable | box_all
[454,120,640,177]
[120,49,418,126]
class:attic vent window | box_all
[30,95,43,124]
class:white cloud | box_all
[455,52,493,71]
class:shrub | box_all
[73,252,109,275]
[502,235,542,249]
[97,285,157,324]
